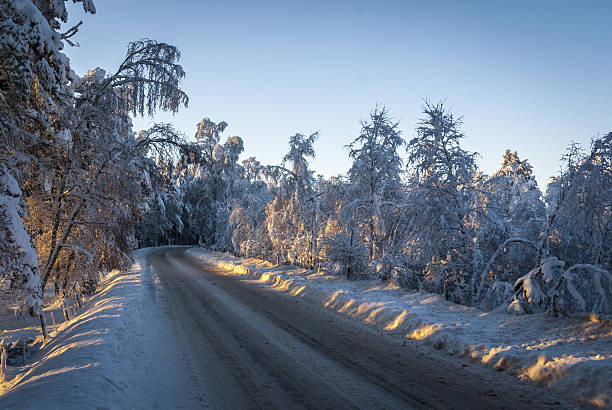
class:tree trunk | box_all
[71,297,78,316]
[39,313,48,342]
[42,197,85,291]
[62,298,70,321]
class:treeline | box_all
[138,105,612,317]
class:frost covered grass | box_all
[0,254,146,409]
[188,247,612,408]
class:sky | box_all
[63,0,612,189]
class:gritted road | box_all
[144,247,565,409]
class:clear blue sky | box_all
[64,0,611,189]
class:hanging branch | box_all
[61,21,83,47]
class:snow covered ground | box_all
[186,247,612,408]
[0,247,201,409]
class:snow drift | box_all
[0,251,148,409]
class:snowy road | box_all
[145,247,565,409]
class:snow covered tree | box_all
[6,32,191,306]
[242,157,264,182]
[194,118,228,163]
[472,150,545,308]
[91,38,188,117]
[512,133,612,316]
[347,106,406,263]
[170,118,247,247]
[265,132,320,266]
[0,0,97,338]
[313,177,359,277]
[542,135,612,269]
[404,100,478,303]
[0,164,47,338]
[0,0,190,326]
[228,179,272,258]
[0,0,95,175]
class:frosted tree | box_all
[242,157,263,182]
[512,133,612,316]
[542,135,611,268]
[91,38,188,117]
[212,136,248,252]
[315,177,370,278]
[172,118,247,247]
[28,37,190,299]
[0,164,47,338]
[228,179,272,258]
[472,150,545,308]
[347,106,406,263]
[0,0,97,338]
[11,41,186,310]
[265,132,320,266]
[194,118,228,163]
[404,100,478,303]
[0,0,95,172]
[135,121,266,255]
[1,1,193,339]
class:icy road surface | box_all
[144,247,568,409]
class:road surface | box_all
[143,247,567,409]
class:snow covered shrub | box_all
[79,273,97,295]
[511,257,612,316]
[511,257,567,314]
[375,254,421,290]
[558,264,612,316]
[422,256,471,305]
[421,259,446,295]
[238,240,260,259]
[481,280,514,311]
[374,258,394,281]
[393,268,421,291]
[322,233,368,278]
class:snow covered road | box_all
[145,247,570,409]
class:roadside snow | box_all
[0,248,197,410]
[187,248,612,408]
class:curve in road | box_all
[144,247,566,410]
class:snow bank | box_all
[0,251,150,409]
[187,248,612,408]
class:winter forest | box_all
[1,0,611,346]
